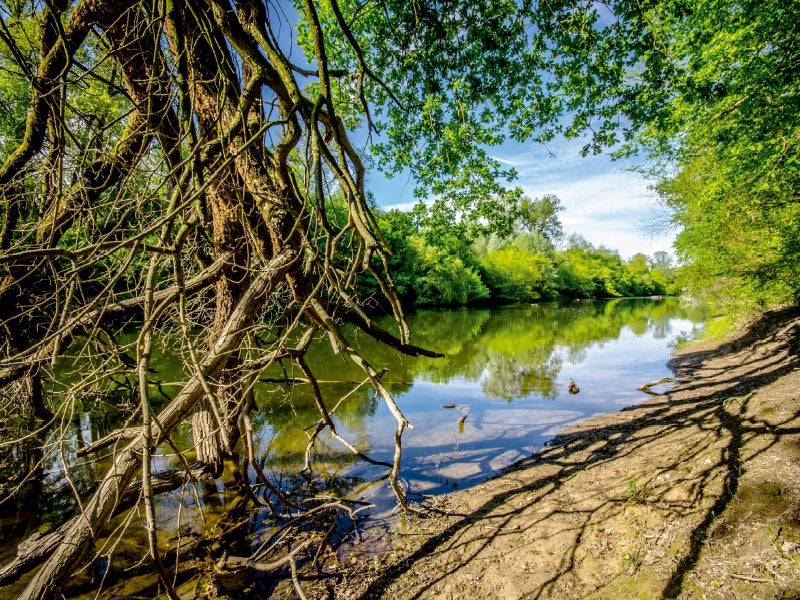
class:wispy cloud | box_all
[498,141,675,258]
[369,135,677,259]
[491,156,528,167]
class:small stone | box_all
[780,541,799,553]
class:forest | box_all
[366,198,678,307]
[0,0,798,598]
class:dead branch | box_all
[637,377,675,395]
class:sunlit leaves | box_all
[629,0,800,309]
[409,235,490,305]
[480,246,557,301]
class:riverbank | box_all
[338,306,800,599]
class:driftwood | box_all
[216,538,314,573]
[212,500,368,598]
[636,377,674,395]
[0,522,71,587]
[0,462,214,587]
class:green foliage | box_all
[511,230,555,257]
[361,209,421,306]
[516,194,565,245]
[554,236,669,300]
[409,235,489,306]
[550,0,800,312]
[480,246,556,302]
[314,0,800,314]
[367,206,673,310]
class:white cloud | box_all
[491,138,676,259]
[368,136,678,259]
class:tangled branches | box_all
[0,0,439,597]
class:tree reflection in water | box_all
[0,298,706,597]
[256,298,706,507]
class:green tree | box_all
[410,236,490,305]
[556,235,662,299]
[541,0,800,310]
[642,0,800,310]
[516,194,565,245]
[366,208,421,306]
[480,245,557,302]
[649,251,677,294]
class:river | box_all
[252,297,707,513]
[0,297,706,597]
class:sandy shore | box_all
[337,306,800,599]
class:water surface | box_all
[0,297,707,592]
[250,297,707,515]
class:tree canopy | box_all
[570,0,800,309]
[0,0,796,596]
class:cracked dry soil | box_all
[340,306,800,600]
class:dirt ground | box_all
[337,306,800,599]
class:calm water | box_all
[0,297,706,595]
[250,298,706,515]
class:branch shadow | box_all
[354,307,800,599]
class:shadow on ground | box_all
[350,307,800,600]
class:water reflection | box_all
[254,298,706,510]
[1,297,706,582]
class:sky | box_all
[365,136,678,261]
[268,0,678,262]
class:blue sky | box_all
[268,1,677,262]
[365,136,677,261]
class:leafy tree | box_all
[410,236,490,305]
[511,230,554,256]
[556,235,668,299]
[540,0,800,310]
[649,251,677,294]
[365,208,421,306]
[640,0,800,310]
[480,246,557,302]
[624,253,656,296]
[516,194,565,245]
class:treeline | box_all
[363,196,678,309]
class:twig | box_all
[219,538,314,573]
[290,554,308,600]
[636,377,674,395]
[729,572,773,584]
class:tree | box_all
[480,245,557,301]
[410,236,490,305]
[641,0,800,310]
[1,1,637,596]
[516,194,565,245]
[549,0,800,310]
[0,1,445,596]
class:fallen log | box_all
[0,462,214,586]
[636,377,674,395]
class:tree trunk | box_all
[19,251,294,600]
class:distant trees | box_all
[516,194,565,245]
[369,202,676,308]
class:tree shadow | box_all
[355,307,800,599]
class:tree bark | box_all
[19,250,294,600]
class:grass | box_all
[621,548,643,572]
[626,476,649,503]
